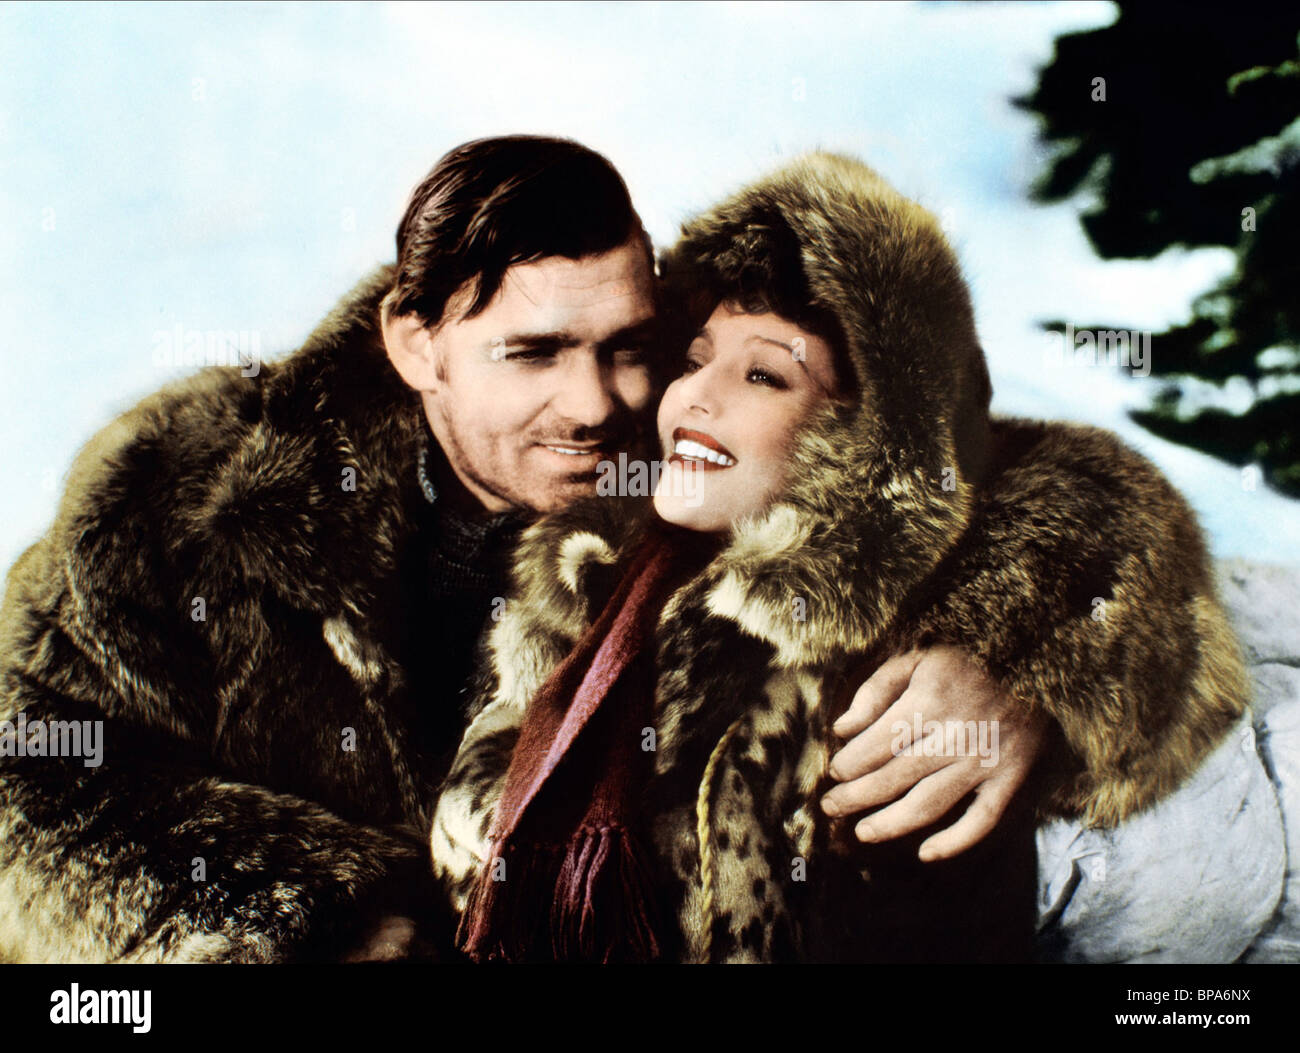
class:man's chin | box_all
[523,475,604,514]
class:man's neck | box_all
[418,425,533,531]
[426,445,495,520]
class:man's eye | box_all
[504,348,554,363]
[610,346,648,365]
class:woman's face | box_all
[653,302,841,532]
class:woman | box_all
[430,153,1250,963]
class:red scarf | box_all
[457,529,682,963]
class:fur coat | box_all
[0,266,459,962]
[430,154,1250,963]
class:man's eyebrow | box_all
[497,318,657,351]
[498,331,581,349]
[596,317,658,348]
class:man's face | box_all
[417,234,657,514]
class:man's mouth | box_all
[669,427,737,469]
[537,441,610,464]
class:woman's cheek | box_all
[750,413,803,498]
[756,458,791,512]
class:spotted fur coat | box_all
[430,154,1250,963]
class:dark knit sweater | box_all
[401,430,530,776]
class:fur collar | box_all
[165,265,428,618]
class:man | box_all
[0,136,1042,962]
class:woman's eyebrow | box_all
[748,335,796,354]
[745,334,835,392]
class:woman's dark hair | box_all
[660,206,853,396]
[386,135,650,327]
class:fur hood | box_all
[652,153,994,669]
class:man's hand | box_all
[820,646,1047,862]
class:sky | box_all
[1,0,1296,573]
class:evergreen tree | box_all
[1016,5,1300,495]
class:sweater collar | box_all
[416,427,532,573]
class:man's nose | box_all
[552,351,619,428]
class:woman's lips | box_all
[669,427,737,470]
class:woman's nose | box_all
[679,363,721,416]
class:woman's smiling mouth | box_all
[669,427,737,469]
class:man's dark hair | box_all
[385,135,650,327]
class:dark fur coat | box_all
[0,267,455,962]
[430,154,1250,963]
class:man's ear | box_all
[381,299,444,393]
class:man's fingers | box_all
[852,763,975,844]
[821,749,950,817]
[833,650,923,739]
[828,677,939,782]
[916,783,1013,862]
[827,710,904,783]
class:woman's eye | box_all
[747,366,786,389]
[681,356,703,375]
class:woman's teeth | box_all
[674,438,736,466]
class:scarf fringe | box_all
[551,824,661,963]
[458,825,661,963]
